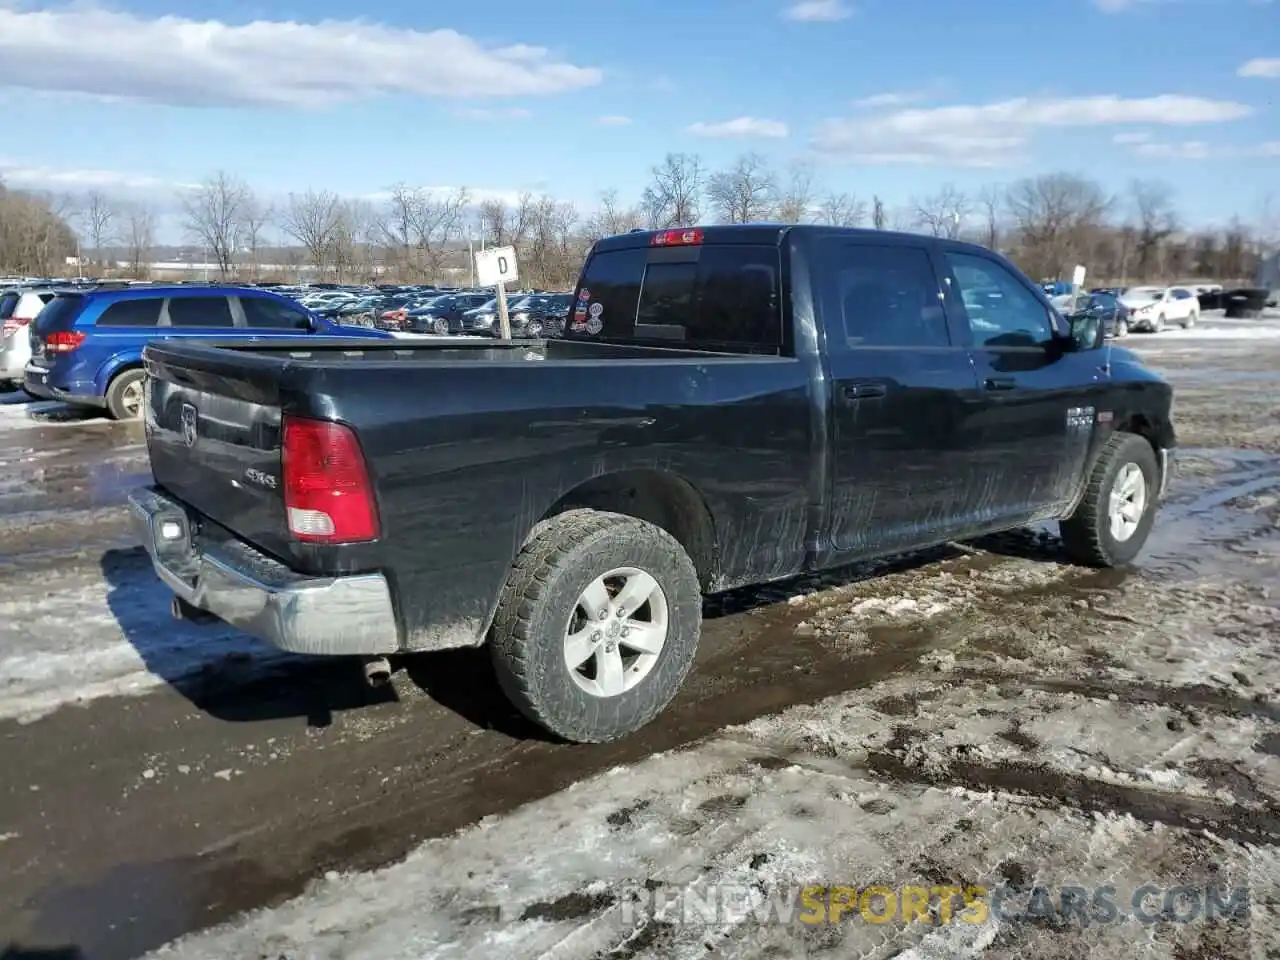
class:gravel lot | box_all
[2,312,1279,960]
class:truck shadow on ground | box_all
[100,547,399,729]
[103,535,1058,739]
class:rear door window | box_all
[167,296,235,328]
[572,244,782,351]
[241,297,312,330]
[822,244,951,348]
[95,298,164,327]
[32,294,84,334]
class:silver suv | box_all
[0,287,59,389]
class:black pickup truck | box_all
[129,225,1175,742]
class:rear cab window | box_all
[570,241,783,353]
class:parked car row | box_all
[2,281,390,419]
[1048,285,1204,337]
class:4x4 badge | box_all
[181,403,198,447]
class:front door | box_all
[939,248,1108,524]
[814,236,987,560]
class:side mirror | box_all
[1068,312,1105,351]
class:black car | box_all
[405,293,493,334]
[1067,292,1129,338]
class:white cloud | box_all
[1123,139,1280,160]
[0,6,601,108]
[687,116,789,139]
[1239,57,1280,78]
[851,91,929,108]
[1112,130,1152,144]
[455,107,533,120]
[597,114,632,126]
[782,0,852,21]
[0,161,193,191]
[812,94,1253,165]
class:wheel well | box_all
[1115,413,1169,454]
[539,470,719,590]
[101,361,143,393]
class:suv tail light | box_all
[282,415,379,543]
[45,331,86,354]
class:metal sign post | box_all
[475,245,519,341]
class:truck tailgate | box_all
[143,346,292,558]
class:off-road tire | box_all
[105,369,146,420]
[1060,431,1160,568]
[489,509,702,743]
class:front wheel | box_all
[105,369,147,420]
[489,509,702,742]
[1060,432,1160,567]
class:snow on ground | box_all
[0,548,298,724]
[148,553,1279,957]
[147,467,1280,959]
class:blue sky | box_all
[0,0,1276,237]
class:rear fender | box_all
[94,350,146,396]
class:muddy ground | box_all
[1,317,1279,959]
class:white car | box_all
[1117,286,1199,333]
[0,287,58,388]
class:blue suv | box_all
[23,285,390,419]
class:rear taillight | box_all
[45,331,86,354]
[281,415,379,543]
[2,316,31,337]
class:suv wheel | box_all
[1060,432,1160,567]
[489,509,702,742]
[105,369,147,420]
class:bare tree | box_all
[78,190,118,271]
[181,172,249,277]
[0,180,78,274]
[238,190,273,280]
[1005,173,1110,280]
[774,161,817,224]
[976,184,1003,250]
[815,192,866,227]
[913,183,969,239]
[872,195,887,229]
[477,198,510,249]
[641,153,704,228]
[122,204,155,278]
[706,153,777,224]
[1130,179,1179,277]
[277,189,342,276]
[584,189,642,241]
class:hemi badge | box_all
[1097,410,1114,424]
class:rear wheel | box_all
[1115,316,1129,338]
[105,369,146,420]
[1182,310,1197,329]
[1153,314,1165,333]
[1060,432,1160,567]
[489,509,702,743]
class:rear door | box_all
[810,235,987,558]
[164,295,242,341]
[940,248,1106,521]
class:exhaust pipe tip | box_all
[363,656,393,687]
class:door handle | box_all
[842,383,887,401]
[984,377,1017,391]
